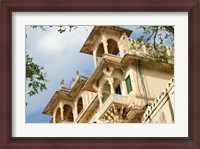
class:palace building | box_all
[42,26,174,123]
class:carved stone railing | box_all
[92,94,129,121]
[142,76,174,123]
[120,33,174,63]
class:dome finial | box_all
[60,79,64,86]
[76,71,79,75]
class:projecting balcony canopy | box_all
[80,26,132,57]
[69,73,89,97]
[43,74,89,116]
[42,90,72,115]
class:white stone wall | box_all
[142,77,174,123]
[151,99,174,123]
[141,68,173,99]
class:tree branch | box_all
[163,26,174,34]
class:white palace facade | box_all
[43,26,174,123]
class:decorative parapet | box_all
[71,71,89,88]
[57,71,88,93]
[59,80,71,93]
[142,76,174,123]
[120,33,174,64]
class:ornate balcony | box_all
[90,93,133,123]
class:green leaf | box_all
[26,52,48,96]
[165,34,169,39]
[137,36,144,43]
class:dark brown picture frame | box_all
[1,0,199,148]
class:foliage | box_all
[30,25,78,33]
[137,26,174,63]
[26,52,47,96]
[26,25,78,97]
[153,53,169,63]
[137,26,174,47]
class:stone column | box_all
[121,79,126,95]
[98,92,103,108]
[73,102,78,120]
[118,42,125,57]
[108,78,115,94]
[120,49,125,57]
[53,112,56,123]
[93,49,97,68]
[102,36,108,54]
[60,102,64,121]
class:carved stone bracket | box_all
[100,104,128,123]
[93,81,99,92]
[103,65,114,77]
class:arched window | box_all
[63,104,74,122]
[96,43,104,64]
[113,78,122,95]
[77,97,83,114]
[107,39,119,56]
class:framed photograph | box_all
[1,0,199,148]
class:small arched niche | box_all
[107,39,120,56]
[77,97,83,114]
[63,104,74,122]
[113,77,122,95]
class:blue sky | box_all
[26,26,95,123]
[25,26,172,123]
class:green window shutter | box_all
[125,75,133,94]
